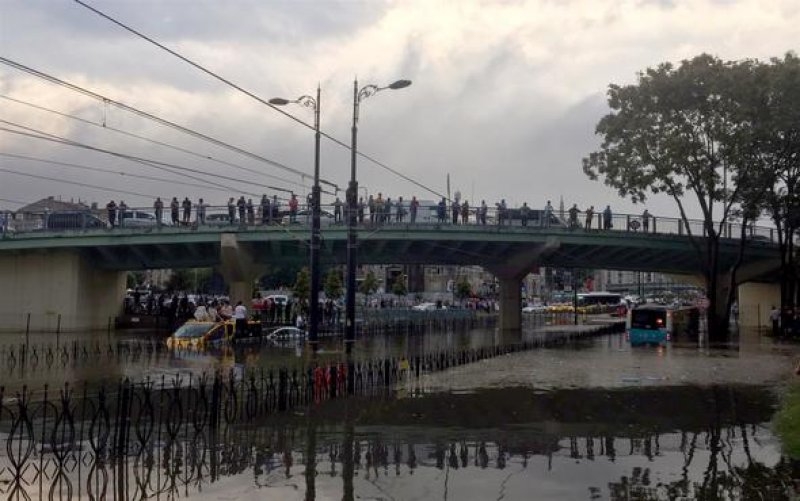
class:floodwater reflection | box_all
[1,384,796,500]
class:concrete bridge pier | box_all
[497,275,523,331]
[0,250,125,332]
[218,233,263,307]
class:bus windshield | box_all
[631,309,667,329]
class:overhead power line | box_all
[0,56,316,183]
[0,152,266,196]
[0,167,160,200]
[0,94,309,191]
[0,121,295,196]
[71,0,447,200]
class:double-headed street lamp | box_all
[346,78,412,352]
[269,87,322,350]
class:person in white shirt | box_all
[234,301,248,338]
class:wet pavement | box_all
[2,325,800,500]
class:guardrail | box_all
[0,203,778,243]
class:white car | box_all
[120,210,162,228]
[522,304,547,313]
[281,209,335,226]
[412,302,439,311]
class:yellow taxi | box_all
[165,320,234,350]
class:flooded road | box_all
[2,326,799,500]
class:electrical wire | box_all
[0,120,298,196]
[0,56,312,181]
[0,94,309,190]
[70,0,448,200]
[0,167,160,199]
[0,152,261,197]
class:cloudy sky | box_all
[0,0,797,218]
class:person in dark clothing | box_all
[182,197,192,225]
[227,197,236,224]
[170,197,179,225]
[246,198,255,225]
[237,196,247,224]
[520,202,530,227]
[154,197,164,227]
[642,209,651,233]
[451,200,460,225]
[568,204,579,229]
[106,200,117,227]
[410,196,419,224]
[603,205,613,230]
[118,201,127,227]
[261,195,271,225]
[437,198,446,223]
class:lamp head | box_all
[269,98,290,106]
[388,79,412,90]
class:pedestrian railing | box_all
[0,203,778,243]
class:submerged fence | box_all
[0,322,624,497]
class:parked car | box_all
[120,210,161,228]
[45,211,107,231]
[281,209,335,226]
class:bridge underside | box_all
[0,225,780,332]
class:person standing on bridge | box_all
[642,209,651,233]
[384,197,393,225]
[585,206,594,230]
[237,196,247,224]
[368,194,376,223]
[288,194,298,223]
[181,197,191,225]
[461,200,470,224]
[451,199,460,225]
[247,198,255,225]
[227,197,236,224]
[480,200,488,225]
[260,195,270,225]
[520,202,530,227]
[106,200,117,228]
[603,205,613,230]
[196,198,206,225]
[410,196,419,224]
[437,198,447,223]
[568,204,579,230]
[170,197,179,225]
[358,197,365,223]
[333,197,343,224]
[396,197,405,223]
[543,200,553,228]
[118,201,127,227]
[153,197,163,227]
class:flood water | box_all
[2,326,800,500]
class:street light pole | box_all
[269,88,322,350]
[345,78,412,353]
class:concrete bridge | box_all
[0,209,780,332]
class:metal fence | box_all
[0,321,624,495]
[0,203,778,243]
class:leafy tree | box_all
[126,271,146,289]
[324,268,344,300]
[359,270,379,304]
[166,269,192,292]
[740,53,800,311]
[455,276,472,303]
[583,54,755,338]
[293,267,310,312]
[392,276,408,297]
[259,263,303,290]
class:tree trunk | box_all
[706,237,730,342]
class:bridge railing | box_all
[0,203,777,243]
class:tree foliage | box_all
[582,53,793,336]
[324,268,344,300]
[359,270,379,296]
[455,276,472,302]
[392,277,408,297]
[293,267,310,306]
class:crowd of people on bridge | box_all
[95,192,662,235]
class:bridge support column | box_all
[218,233,263,306]
[498,276,522,331]
[0,250,125,333]
[738,282,780,329]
